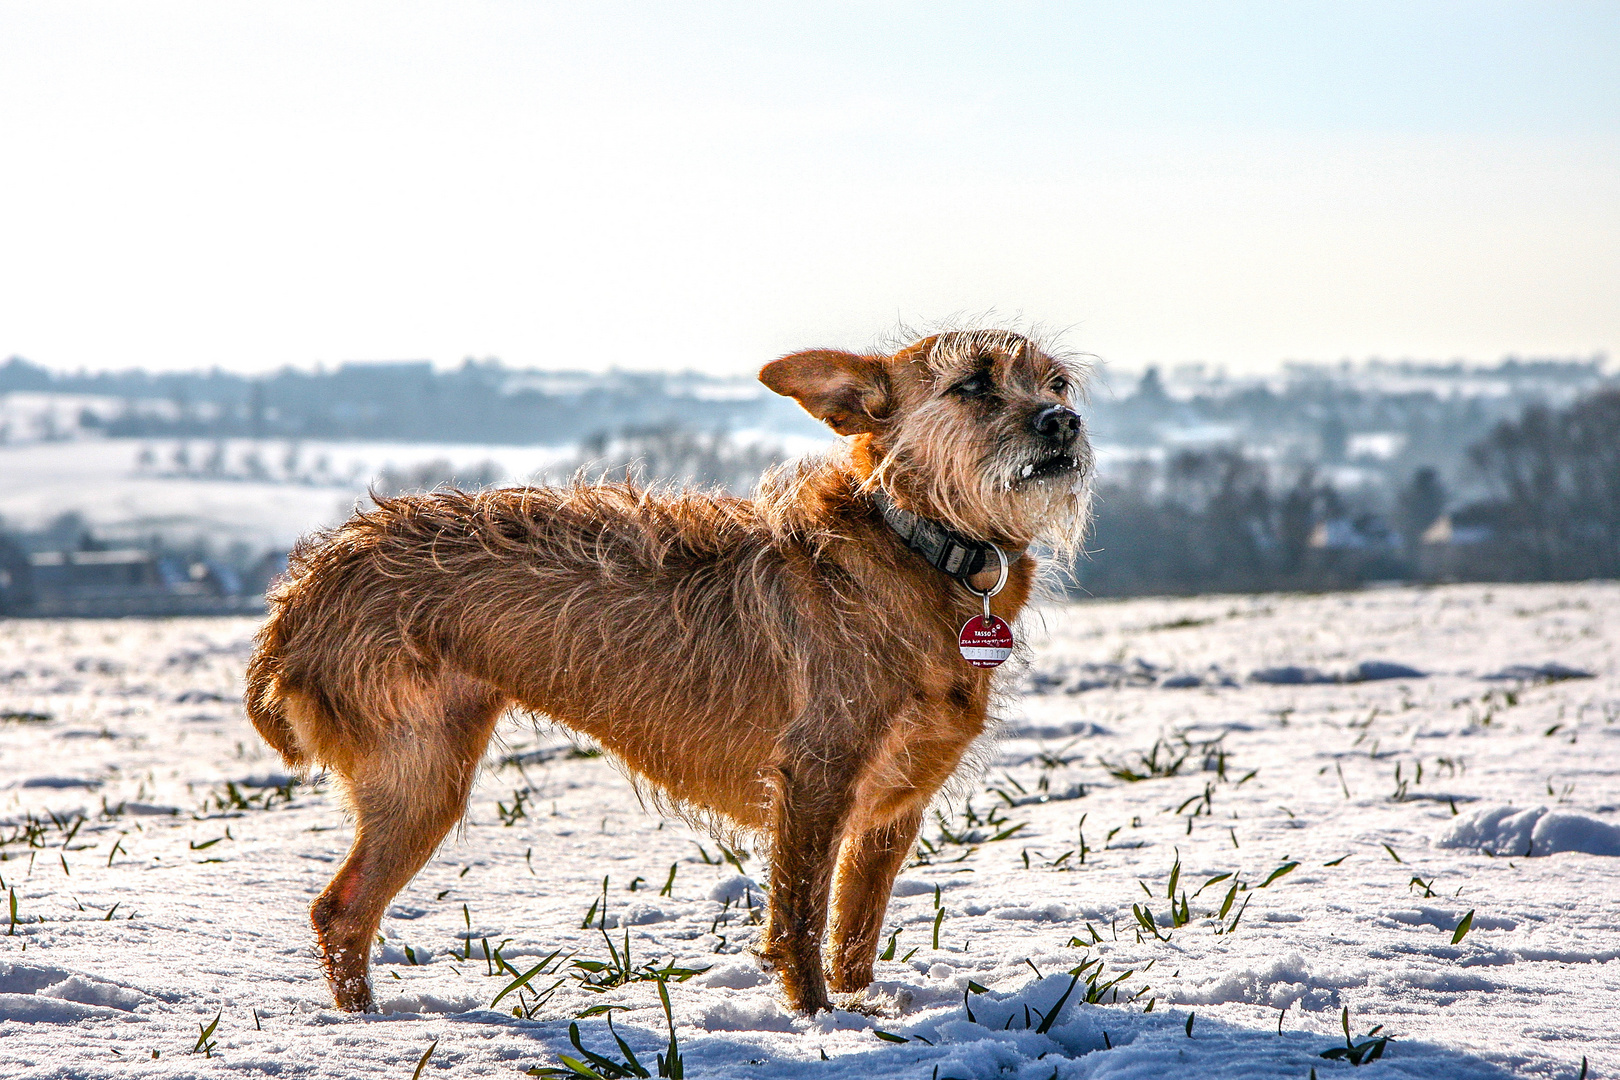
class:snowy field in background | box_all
[0,432,832,551]
[0,439,567,550]
[1,582,1616,1079]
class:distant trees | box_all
[1394,467,1446,553]
[1075,386,1620,595]
[372,459,506,497]
[537,424,789,494]
[1083,355,1610,520]
[1075,450,1396,596]
[1460,388,1620,580]
[0,355,816,446]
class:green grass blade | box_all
[1035,972,1081,1034]
[412,1039,439,1080]
[492,951,563,1009]
[605,1015,648,1078]
[1259,861,1299,888]
[656,978,682,1079]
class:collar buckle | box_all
[872,489,1009,590]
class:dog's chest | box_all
[848,677,989,826]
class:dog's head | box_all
[760,329,1092,550]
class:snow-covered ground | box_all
[0,439,574,550]
[1,582,1616,1079]
[0,432,832,552]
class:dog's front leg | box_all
[764,757,859,1015]
[827,805,925,992]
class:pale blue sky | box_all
[2,2,1616,375]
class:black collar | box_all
[871,489,1004,585]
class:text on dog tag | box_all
[958,615,1014,668]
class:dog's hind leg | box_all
[310,673,504,1012]
[826,805,925,993]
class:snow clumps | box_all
[1436,805,1620,857]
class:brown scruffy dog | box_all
[244,328,1091,1016]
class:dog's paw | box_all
[837,985,913,1018]
[747,943,777,973]
[839,993,885,1018]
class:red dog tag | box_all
[958,615,1014,668]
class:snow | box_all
[1,581,1616,1078]
[1438,806,1620,858]
[1,432,833,552]
[0,438,574,549]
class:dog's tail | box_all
[243,595,313,771]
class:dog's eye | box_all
[1050,378,1068,397]
[953,373,992,397]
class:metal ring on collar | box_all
[964,543,1009,599]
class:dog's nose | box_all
[1032,405,1081,443]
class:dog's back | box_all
[248,481,815,810]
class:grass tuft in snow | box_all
[570,924,708,994]
[1318,1006,1391,1066]
[191,1008,221,1059]
[912,798,1028,866]
[199,778,299,815]
[528,977,686,1078]
[503,955,570,1020]
[1258,860,1299,888]
[497,788,533,826]
[564,883,708,996]
[1103,733,1233,784]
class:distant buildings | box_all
[0,534,282,618]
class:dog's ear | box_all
[759,349,892,435]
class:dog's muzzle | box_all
[1016,406,1087,484]
[1016,454,1085,484]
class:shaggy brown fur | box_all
[244,329,1091,1015]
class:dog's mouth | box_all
[1013,454,1084,486]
